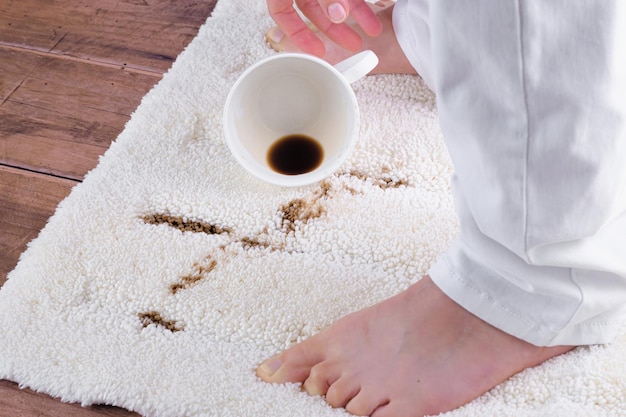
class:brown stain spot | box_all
[138,311,183,333]
[170,258,218,294]
[278,180,332,233]
[241,236,273,250]
[344,185,358,195]
[379,177,408,189]
[142,213,232,235]
[279,197,325,233]
[347,170,409,190]
[319,179,332,197]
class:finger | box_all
[308,0,380,33]
[316,0,351,24]
[348,0,383,37]
[307,0,382,37]
[267,0,325,56]
[296,0,364,51]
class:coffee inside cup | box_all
[223,52,377,186]
[267,133,324,175]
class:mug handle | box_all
[334,50,379,84]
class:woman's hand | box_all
[266,0,383,56]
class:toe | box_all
[302,360,341,397]
[257,338,325,383]
[371,399,433,417]
[346,389,390,417]
[256,354,286,381]
[325,376,360,409]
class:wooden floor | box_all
[0,0,218,415]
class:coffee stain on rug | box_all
[136,171,409,332]
[345,169,409,190]
[279,180,331,233]
[170,256,218,294]
[138,311,184,332]
[240,234,281,251]
[142,213,232,235]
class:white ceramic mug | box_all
[223,50,379,187]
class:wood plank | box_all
[0,48,160,179]
[56,8,203,73]
[0,0,88,53]
[0,380,139,417]
[17,52,157,107]
[0,129,105,180]
[0,0,218,73]
[0,165,76,285]
[0,47,46,102]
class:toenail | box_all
[258,356,282,377]
[327,3,347,23]
[267,27,285,44]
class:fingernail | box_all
[327,3,347,23]
[266,27,285,44]
[257,356,282,378]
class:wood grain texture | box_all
[0,0,213,72]
[0,380,138,417]
[0,47,158,179]
[0,0,219,415]
[0,166,76,285]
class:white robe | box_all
[393,0,626,346]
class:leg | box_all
[427,0,626,346]
[258,0,626,415]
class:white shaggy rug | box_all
[1,1,625,416]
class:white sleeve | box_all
[395,0,626,346]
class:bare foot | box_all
[256,276,574,416]
[266,6,417,75]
